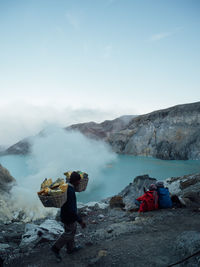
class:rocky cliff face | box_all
[108,102,200,160]
[2,102,200,160]
[68,102,200,160]
[66,115,136,140]
[2,138,30,155]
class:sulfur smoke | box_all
[9,126,117,221]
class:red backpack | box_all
[136,190,159,212]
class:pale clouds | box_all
[66,12,80,29]
[103,44,113,59]
[107,0,117,6]
[150,31,173,41]
[149,27,183,42]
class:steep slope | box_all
[66,115,136,140]
[3,138,30,155]
[107,102,200,159]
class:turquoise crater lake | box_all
[0,154,200,203]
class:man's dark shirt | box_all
[60,184,82,224]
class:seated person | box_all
[156,181,172,209]
[135,184,159,212]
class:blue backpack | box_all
[157,187,172,208]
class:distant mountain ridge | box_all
[1,115,136,156]
[1,102,200,160]
[3,138,30,155]
[66,115,137,140]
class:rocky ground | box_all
[1,169,200,267]
[1,205,200,267]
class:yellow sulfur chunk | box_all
[37,189,45,195]
[64,172,72,179]
[59,183,68,192]
[50,182,60,189]
[41,178,53,189]
[38,187,50,196]
[55,178,65,185]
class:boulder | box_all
[118,174,157,210]
[0,164,16,193]
[109,196,125,209]
[0,165,16,223]
[165,173,200,207]
[20,219,64,250]
[118,173,200,209]
[1,222,24,245]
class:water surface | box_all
[1,154,200,202]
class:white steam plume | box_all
[10,126,117,221]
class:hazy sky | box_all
[0,0,200,145]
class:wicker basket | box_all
[76,177,88,192]
[64,171,89,192]
[66,177,89,192]
[38,189,67,208]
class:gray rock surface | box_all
[65,102,200,160]
[0,165,17,223]
[3,204,200,267]
[175,231,200,256]
[114,173,200,210]
[67,115,137,140]
[20,219,64,250]
[2,138,30,155]
[0,164,16,193]
[108,102,200,160]
[166,173,200,207]
[174,231,200,266]
[118,174,157,210]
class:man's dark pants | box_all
[53,222,77,251]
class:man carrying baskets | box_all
[51,171,86,262]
